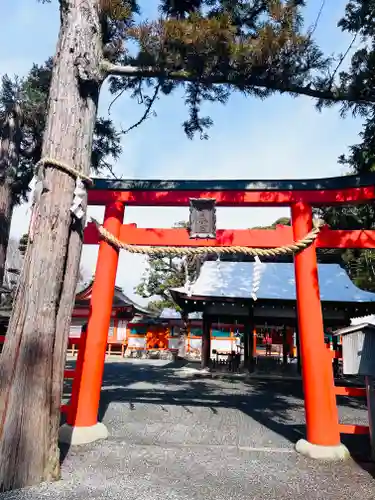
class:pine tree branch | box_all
[108,87,127,115]
[102,162,122,180]
[101,60,375,105]
[120,82,161,135]
[309,0,326,38]
[329,34,358,88]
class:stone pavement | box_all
[3,359,375,499]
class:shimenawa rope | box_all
[90,217,323,257]
[35,157,93,185]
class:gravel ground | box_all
[2,358,375,500]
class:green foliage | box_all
[0,59,122,204]
[273,216,291,226]
[159,0,202,18]
[342,248,375,291]
[101,0,140,60]
[135,257,187,312]
[320,204,375,291]
[317,1,375,292]
[34,1,375,143]
[338,110,375,174]
[334,0,375,118]
[251,216,291,229]
[39,2,375,141]
[92,118,122,173]
[135,255,201,312]
[106,0,343,139]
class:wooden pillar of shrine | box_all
[243,325,249,367]
[253,328,257,361]
[291,202,346,459]
[59,201,124,444]
[282,326,288,366]
[201,314,212,369]
[296,326,302,375]
[244,308,255,372]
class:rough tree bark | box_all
[0,106,21,287]
[0,0,103,491]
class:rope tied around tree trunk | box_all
[33,157,93,221]
[90,217,324,257]
[35,157,93,185]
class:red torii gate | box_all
[62,174,375,459]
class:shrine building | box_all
[168,260,375,367]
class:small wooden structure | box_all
[335,323,375,459]
[337,323,375,376]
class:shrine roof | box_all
[159,308,202,320]
[171,261,375,305]
[351,314,375,325]
[75,280,156,316]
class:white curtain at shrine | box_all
[117,320,128,341]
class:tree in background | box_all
[17,233,28,257]
[318,0,375,291]
[251,216,291,230]
[3,238,23,294]
[320,203,375,291]
[0,101,22,291]
[136,256,199,312]
[0,60,122,287]
[0,239,23,315]
[2,0,375,490]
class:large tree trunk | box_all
[0,0,103,491]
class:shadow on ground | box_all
[59,357,373,479]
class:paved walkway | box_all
[4,359,375,499]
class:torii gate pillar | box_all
[59,201,124,445]
[291,202,349,460]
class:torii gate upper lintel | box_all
[87,172,375,206]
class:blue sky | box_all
[0,1,365,302]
